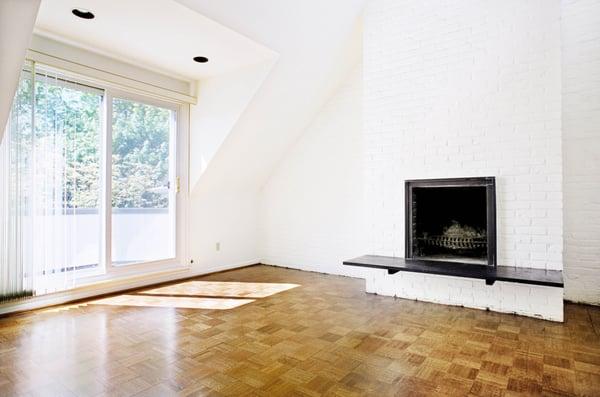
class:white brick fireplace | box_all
[363,0,564,321]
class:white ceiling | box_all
[34,0,366,193]
[175,0,366,192]
[34,0,277,80]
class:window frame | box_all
[24,61,191,285]
[104,88,188,277]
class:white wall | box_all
[189,187,260,272]
[260,1,564,273]
[259,0,569,320]
[187,60,276,276]
[365,270,564,322]
[361,0,563,320]
[2,0,595,313]
[181,1,366,279]
[257,0,600,311]
[260,66,367,277]
[364,0,562,270]
[562,0,600,304]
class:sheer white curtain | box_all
[0,62,103,300]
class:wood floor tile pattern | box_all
[1,265,600,396]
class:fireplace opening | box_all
[406,177,496,266]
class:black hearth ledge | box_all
[343,255,563,287]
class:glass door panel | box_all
[32,68,103,293]
[111,97,176,266]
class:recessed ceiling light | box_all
[193,56,209,63]
[72,8,95,19]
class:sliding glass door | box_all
[7,66,105,294]
[1,62,182,299]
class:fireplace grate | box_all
[406,177,496,266]
[416,236,487,250]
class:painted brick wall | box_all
[362,0,564,320]
[259,66,368,278]
[364,0,563,270]
[260,0,599,312]
[562,0,600,304]
[365,270,564,321]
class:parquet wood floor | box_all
[1,265,599,396]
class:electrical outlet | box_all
[216,242,220,251]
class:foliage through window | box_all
[1,61,179,299]
[112,98,171,209]
[34,73,103,209]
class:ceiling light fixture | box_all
[193,56,209,63]
[72,8,95,19]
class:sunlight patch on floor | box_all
[138,281,300,299]
[39,303,90,313]
[38,281,300,311]
[90,294,255,310]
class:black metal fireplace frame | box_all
[405,177,497,267]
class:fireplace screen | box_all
[405,177,496,266]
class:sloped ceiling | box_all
[17,0,365,197]
[0,0,41,140]
[177,0,366,194]
[189,59,276,188]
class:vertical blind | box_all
[0,61,104,301]
[0,62,34,302]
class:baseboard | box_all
[564,298,600,307]
[0,259,261,316]
[260,261,369,279]
[197,259,260,276]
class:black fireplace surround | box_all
[405,177,496,267]
[343,176,563,287]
